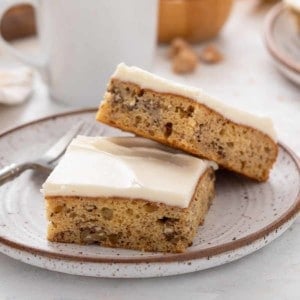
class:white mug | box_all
[0,0,158,107]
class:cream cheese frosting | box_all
[42,136,217,208]
[112,63,277,142]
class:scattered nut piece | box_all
[172,48,198,74]
[169,39,223,74]
[199,45,223,64]
[169,38,190,58]
[169,38,198,74]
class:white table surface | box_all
[0,1,300,299]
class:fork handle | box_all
[0,163,34,186]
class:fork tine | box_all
[79,122,95,137]
[42,121,85,163]
[81,122,104,137]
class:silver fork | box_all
[0,121,100,186]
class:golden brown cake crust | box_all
[46,169,215,253]
[96,79,278,181]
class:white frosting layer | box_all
[42,136,217,208]
[112,63,277,141]
[285,0,300,11]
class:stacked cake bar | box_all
[43,136,217,253]
[42,64,278,253]
[97,63,278,182]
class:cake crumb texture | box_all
[46,169,215,253]
[96,79,278,181]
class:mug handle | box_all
[0,0,46,70]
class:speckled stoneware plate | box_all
[0,109,300,278]
[264,3,300,86]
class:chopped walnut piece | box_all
[200,45,223,64]
[172,48,198,74]
[169,38,190,58]
[169,38,199,74]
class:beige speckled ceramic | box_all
[264,3,300,85]
[0,110,299,278]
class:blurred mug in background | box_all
[0,0,158,107]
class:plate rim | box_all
[264,3,300,74]
[273,58,300,86]
[0,108,299,264]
